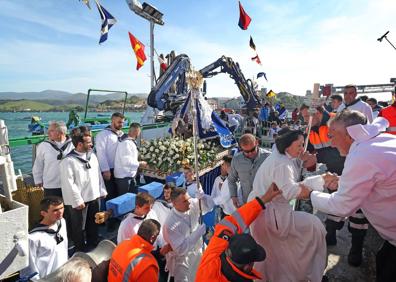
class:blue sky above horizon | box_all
[0,0,395,100]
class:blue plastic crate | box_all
[105,193,136,217]
[166,172,185,187]
[138,182,163,199]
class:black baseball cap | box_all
[228,233,266,265]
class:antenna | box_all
[377,31,396,50]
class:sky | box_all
[0,0,395,101]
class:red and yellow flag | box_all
[128,32,147,70]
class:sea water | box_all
[0,111,142,173]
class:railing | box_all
[9,122,171,148]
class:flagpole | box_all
[150,21,155,89]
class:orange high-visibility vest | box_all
[379,104,396,135]
[108,235,159,282]
[308,112,335,150]
[195,198,265,282]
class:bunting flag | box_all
[249,36,256,51]
[80,0,91,9]
[266,89,277,98]
[128,32,147,70]
[96,1,117,44]
[158,54,168,72]
[257,72,268,81]
[238,1,251,30]
[251,54,262,65]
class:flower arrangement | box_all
[140,137,222,174]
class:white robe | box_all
[311,118,396,246]
[248,150,327,282]
[117,210,159,244]
[162,195,214,282]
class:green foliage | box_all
[0,100,54,111]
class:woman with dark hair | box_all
[248,129,327,282]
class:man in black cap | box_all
[196,183,281,281]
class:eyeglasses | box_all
[242,145,257,154]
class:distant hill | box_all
[0,90,148,106]
[0,100,54,112]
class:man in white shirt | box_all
[163,187,214,281]
[95,112,125,200]
[152,183,173,224]
[337,85,373,123]
[211,155,238,217]
[117,192,157,244]
[299,110,396,281]
[21,196,68,280]
[60,126,107,251]
[33,121,74,198]
[330,94,344,113]
[114,123,147,195]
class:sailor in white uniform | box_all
[163,187,214,282]
[114,123,147,195]
[20,196,68,280]
[60,126,107,251]
[337,84,373,122]
[33,121,74,197]
[95,112,125,200]
[117,192,158,244]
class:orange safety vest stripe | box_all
[309,125,331,149]
[108,236,158,282]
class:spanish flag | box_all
[128,32,147,70]
[266,90,277,98]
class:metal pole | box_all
[150,21,155,89]
[190,89,203,222]
[385,37,396,51]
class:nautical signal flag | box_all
[238,1,251,30]
[251,54,262,65]
[80,0,91,9]
[96,2,117,44]
[249,36,256,51]
[257,72,268,81]
[128,32,147,70]
[266,90,277,98]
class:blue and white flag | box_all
[257,72,268,81]
[95,1,117,44]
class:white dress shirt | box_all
[60,151,107,208]
[21,219,68,280]
[114,138,139,178]
[95,128,123,172]
[32,139,74,188]
[117,210,159,244]
[311,118,396,246]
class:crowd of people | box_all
[21,84,396,282]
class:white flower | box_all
[155,149,159,153]
[150,147,154,152]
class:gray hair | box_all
[330,109,367,129]
[51,257,91,282]
[49,121,67,135]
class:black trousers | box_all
[115,177,137,195]
[43,188,63,198]
[104,169,117,200]
[376,240,396,282]
[68,199,99,251]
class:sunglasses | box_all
[242,145,257,154]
